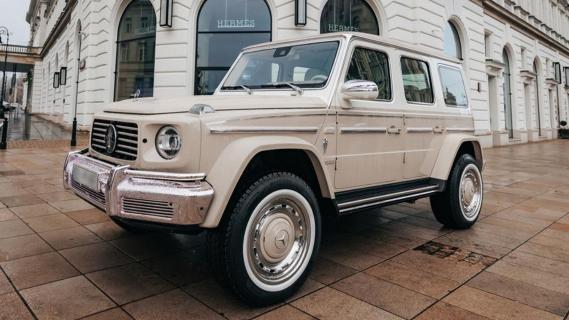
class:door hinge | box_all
[403,153,406,164]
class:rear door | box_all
[397,54,444,179]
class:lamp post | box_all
[71,31,84,147]
[0,26,10,150]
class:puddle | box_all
[415,241,497,268]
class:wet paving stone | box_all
[0,139,568,318]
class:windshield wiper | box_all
[283,82,304,95]
[240,85,252,95]
[260,82,304,95]
[221,85,253,95]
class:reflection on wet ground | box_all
[3,109,71,141]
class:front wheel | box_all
[207,172,321,306]
[430,154,483,229]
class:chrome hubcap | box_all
[459,164,483,220]
[243,190,315,292]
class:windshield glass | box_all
[222,41,339,91]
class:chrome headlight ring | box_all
[155,125,182,159]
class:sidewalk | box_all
[0,141,569,319]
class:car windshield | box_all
[221,41,339,91]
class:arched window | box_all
[502,48,513,138]
[443,20,462,59]
[196,0,271,95]
[321,0,379,35]
[115,0,156,101]
[533,58,542,136]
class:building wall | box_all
[27,0,569,147]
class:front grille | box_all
[71,180,106,208]
[91,119,138,161]
[121,197,174,218]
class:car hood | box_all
[103,95,328,115]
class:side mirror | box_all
[341,80,378,101]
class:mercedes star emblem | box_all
[105,124,118,154]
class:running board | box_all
[335,179,445,215]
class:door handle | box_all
[433,126,445,134]
[387,125,402,135]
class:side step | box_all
[335,179,445,215]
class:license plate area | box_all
[72,165,100,192]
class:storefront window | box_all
[321,0,379,35]
[196,0,272,95]
[115,0,156,101]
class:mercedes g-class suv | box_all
[64,32,484,306]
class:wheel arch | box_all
[430,135,484,181]
[201,136,334,228]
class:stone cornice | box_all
[476,0,569,57]
[520,70,537,84]
[486,58,505,76]
[39,0,77,58]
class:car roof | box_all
[243,32,463,66]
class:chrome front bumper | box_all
[63,149,214,226]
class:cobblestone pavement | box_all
[1,141,569,319]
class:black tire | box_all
[430,154,483,229]
[207,172,321,307]
[110,216,148,233]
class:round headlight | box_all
[156,126,182,159]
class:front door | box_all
[335,45,405,190]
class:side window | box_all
[346,47,391,100]
[401,57,434,104]
[439,66,468,107]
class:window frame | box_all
[114,0,156,101]
[320,0,380,35]
[438,64,469,108]
[344,46,393,102]
[194,0,273,95]
[400,56,435,105]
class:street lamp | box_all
[0,26,9,150]
[71,31,85,147]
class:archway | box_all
[502,48,514,139]
[195,0,272,95]
[320,0,379,35]
[114,0,156,101]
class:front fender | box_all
[430,134,484,181]
[201,136,334,228]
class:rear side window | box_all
[439,66,468,107]
[401,57,434,104]
[346,47,392,100]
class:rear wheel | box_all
[207,172,321,306]
[430,154,483,229]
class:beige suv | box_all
[64,32,484,306]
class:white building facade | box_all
[26,0,569,147]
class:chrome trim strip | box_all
[338,185,439,210]
[446,128,476,133]
[209,126,319,134]
[340,127,387,134]
[123,169,206,182]
[339,189,439,214]
[406,127,434,133]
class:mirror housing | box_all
[341,80,378,101]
